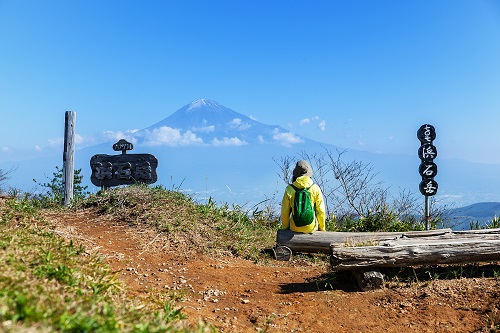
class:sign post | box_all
[417,124,438,230]
[90,139,158,189]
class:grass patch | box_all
[76,185,281,261]
[0,194,217,332]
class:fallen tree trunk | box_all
[453,228,500,235]
[276,228,452,254]
[330,238,500,270]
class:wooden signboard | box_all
[90,139,158,188]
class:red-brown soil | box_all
[47,211,500,333]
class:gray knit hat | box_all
[292,160,313,178]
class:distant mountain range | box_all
[2,99,500,223]
[446,202,500,230]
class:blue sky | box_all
[1,0,500,164]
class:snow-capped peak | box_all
[186,99,222,112]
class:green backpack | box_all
[290,184,315,227]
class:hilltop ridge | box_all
[3,99,500,211]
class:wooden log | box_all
[276,228,452,254]
[453,228,500,235]
[380,234,500,247]
[330,238,500,270]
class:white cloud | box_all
[299,116,319,126]
[45,130,140,151]
[272,129,304,147]
[192,125,215,133]
[228,118,251,131]
[34,145,42,152]
[74,133,87,145]
[300,116,326,131]
[101,130,139,144]
[229,118,242,126]
[319,120,326,131]
[212,137,247,147]
[1,147,12,153]
[258,135,266,144]
[45,127,205,150]
[48,137,64,147]
[143,126,204,146]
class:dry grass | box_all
[75,185,280,261]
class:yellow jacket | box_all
[281,175,326,233]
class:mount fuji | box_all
[133,99,316,148]
[73,99,329,205]
[3,99,500,211]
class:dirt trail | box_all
[49,211,500,333]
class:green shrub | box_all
[0,194,216,332]
[33,166,90,207]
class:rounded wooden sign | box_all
[417,124,436,144]
[419,162,438,179]
[418,143,438,162]
[419,179,438,196]
[113,139,134,152]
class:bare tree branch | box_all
[0,166,17,193]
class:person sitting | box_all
[281,160,326,233]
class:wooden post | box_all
[425,195,430,230]
[62,111,76,206]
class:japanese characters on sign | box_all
[418,161,438,179]
[90,139,158,188]
[419,178,438,196]
[417,124,438,196]
[113,139,134,153]
[418,143,438,162]
[417,124,436,144]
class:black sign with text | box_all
[419,178,439,196]
[417,124,436,144]
[113,139,134,152]
[90,139,158,188]
[418,161,438,179]
[417,124,438,196]
[418,143,438,162]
